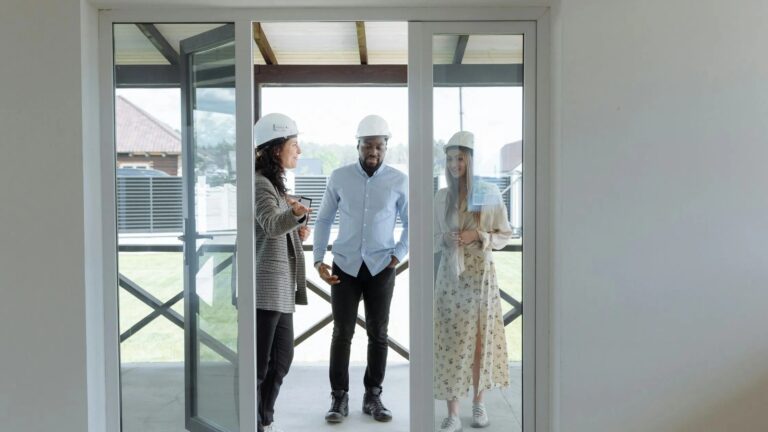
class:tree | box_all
[433,139,447,176]
[195,139,235,187]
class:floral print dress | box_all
[433,181,512,400]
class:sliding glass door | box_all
[409,21,536,432]
[180,23,239,432]
[107,15,541,432]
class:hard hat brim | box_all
[255,134,298,150]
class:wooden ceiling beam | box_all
[135,23,179,65]
[254,65,404,85]
[252,22,278,65]
[356,21,368,65]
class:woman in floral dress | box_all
[433,131,512,432]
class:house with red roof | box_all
[115,95,181,176]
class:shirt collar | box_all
[355,161,386,178]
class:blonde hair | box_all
[444,147,482,227]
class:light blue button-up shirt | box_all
[313,162,409,277]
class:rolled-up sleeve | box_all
[393,180,409,262]
[477,188,513,250]
[312,173,339,265]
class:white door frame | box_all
[97,7,550,432]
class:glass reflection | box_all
[433,31,524,432]
[434,131,512,431]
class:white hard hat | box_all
[254,113,299,149]
[446,131,474,151]
[356,114,391,139]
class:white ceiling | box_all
[114,22,523,65]
[114,23,222,64]
[262,22,361,65]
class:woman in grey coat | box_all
[253,113,310,432]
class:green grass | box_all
[118,251,236,363]
[119,252,184,362]
[118,250,523,364]
[493,251,523,362]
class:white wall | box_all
[3,0,768,430]
[551,1,768,431]
[0,1,101,431]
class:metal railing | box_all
[118,243,237,363]
[118,242,522,365]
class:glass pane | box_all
[254,22,410,431]
[462,35,523,64]
[114,24,169,65]
[114,22,218,432]
[190,39,239,431]
[261,87,412,428]
[195,248,238,431]
[432,33,524,432]
[191,89,236,228]
[365,21,408,64]
[260,22,359,65]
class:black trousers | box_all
[329,262,396,392]
[256,309,294,431]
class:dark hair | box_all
[255,137,290,195]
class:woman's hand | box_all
[298,225,311,241]
[443,232,460,247]
[286,197,311,217]
[458,230,480,245]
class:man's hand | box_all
[298,225,311,241]
[387,256,399,268]
[317,263,340,285]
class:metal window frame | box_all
[97,7,551,432]
[179,23,238,432]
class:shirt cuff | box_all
[477,230,490,249]
[314,261,323,270]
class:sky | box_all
[262,87,409,147]
[117,85,523,175]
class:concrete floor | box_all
[121,362,521,432]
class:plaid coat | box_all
[254,172,308,313]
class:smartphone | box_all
[287,194,312,225]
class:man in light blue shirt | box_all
[313,115,408,424]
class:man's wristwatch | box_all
[314,261,322,271]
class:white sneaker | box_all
[471,402,489,428]
[263,424,284,432]
[439,415,463,432]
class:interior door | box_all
[180,23,239,432]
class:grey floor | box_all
[121,362,521,432]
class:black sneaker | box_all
[325,390,349,423]
[362,387,392,422]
